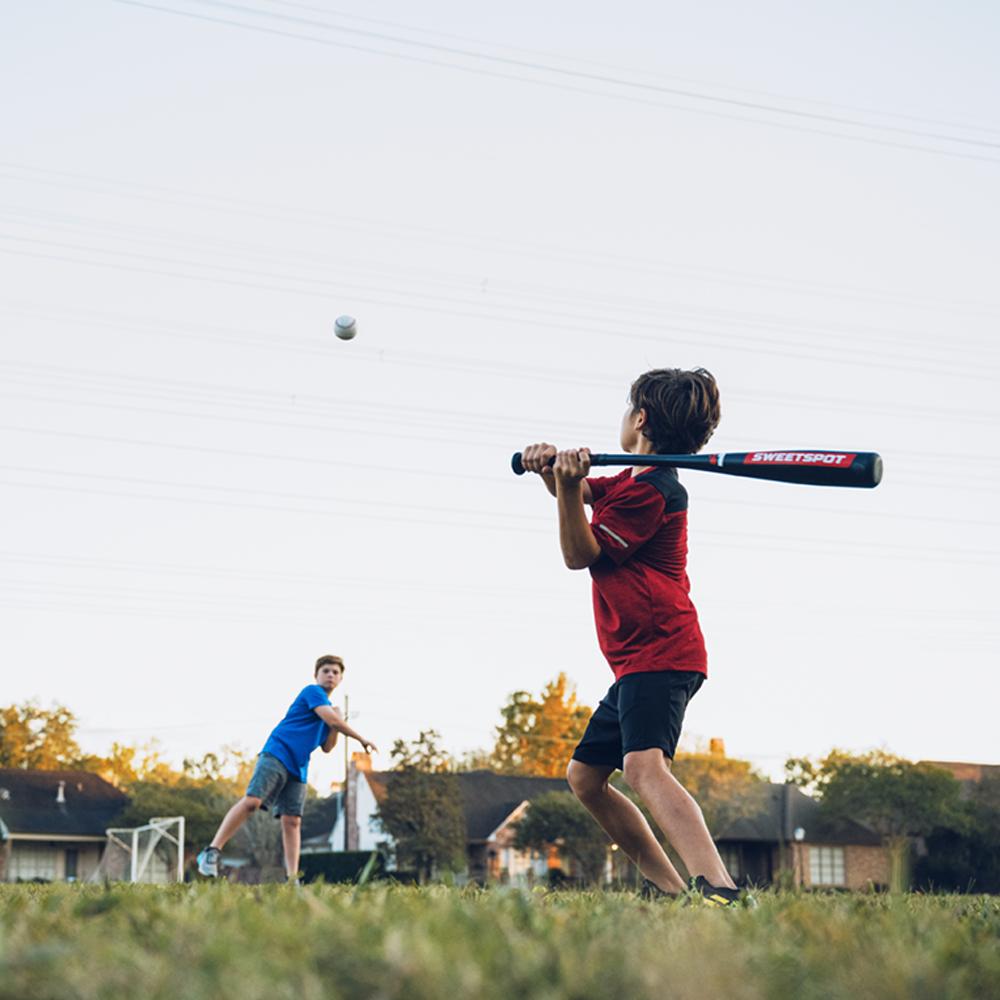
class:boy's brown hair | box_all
[315,654,345,676]
[629,368,721,455]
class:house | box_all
[713,782,889,890]
[303,758,387,855]
[919,760,1000,785]
[299,783,348,854]
[312,758,893,890]
[312,753,569,884]
[913,759,1000,893]
[0,769,128,882]
[455,770,568,883]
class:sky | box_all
[1,1,998,792]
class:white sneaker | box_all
[196,846,221,877]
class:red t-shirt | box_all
[587,467,707,680]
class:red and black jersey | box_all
[587,467,707,680]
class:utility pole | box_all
[342,694,350,851]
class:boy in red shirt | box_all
[521,367,739,905]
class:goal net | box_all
[89,816,186,883]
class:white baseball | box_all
[334,315,357,340]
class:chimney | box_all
[709,738,726,757]
[56,780,66,804]
[345,758,362,851]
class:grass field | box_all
[1,883,998,1000]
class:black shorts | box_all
[571,670,704,771]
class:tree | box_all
[514,791,609,885]
[0,702,84,769]
[915,772,1000,894]
[374,731,466,883]
[89,740,182,788]
[490,674,592,777]
[671,744,768,834]
[117,780,232,853]
[786,749,964,892]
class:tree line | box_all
[3,678,998,891]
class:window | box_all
[719,845,741,879]
[8,844,59,881]
[65,849,79,882]
[809,846,846,886]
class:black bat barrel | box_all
[696,451,883,488]
[510,450,883,488]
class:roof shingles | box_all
[363,769,569,841]
[0,769,128,838]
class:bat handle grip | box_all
[512,452,598,476]
[512,452,564,475]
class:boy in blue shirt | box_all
[196,655,378,881]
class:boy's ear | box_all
[633,407,648,430]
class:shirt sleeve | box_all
[586,470,630,505]
[590,481,666,565]
[302,685,332,711]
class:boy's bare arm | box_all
[313,705,379,754]
[321,707,341,752]
[521,442,593,503]
[553,448,602,570]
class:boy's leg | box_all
[616,671,737,891]
[280,815,301,880]
[622,748,736,890]
[569,683,688,893]
[196,795,262,877]
[276,778,308,880]
[209,795,262,850]
[569,681,688,894]
[567,760,687,894]
[198,754,287,876]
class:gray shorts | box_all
[246,752,307,818]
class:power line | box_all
[0,578,565,616]
[3,204,997,362]
[111,0,1000,163]
[3,161,998,319]
[200,0,1000,149]
[0,462,537,523]
[0,476,552,534]
[2,237,998,384]
[0,552,573,601]
[3,549,994,624]
[4,422,1000,524]
[3,324,999,425]
[5,375,1000,486]
[259,0,1000,139]
[2,467,997,565]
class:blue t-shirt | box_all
[261,685,332,782]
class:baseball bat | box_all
[510,449,883,488]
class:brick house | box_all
[0,769,128,882]
[714,782,890,890]
[919,760,1000,784]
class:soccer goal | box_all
[89,816,186,883]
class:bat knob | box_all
[511,452,526,476]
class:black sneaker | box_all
[692,875,740,908]
[640,878,679,900]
